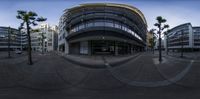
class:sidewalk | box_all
[60,53,141,68]
[167,51,200,60]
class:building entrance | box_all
[91,40,115,55]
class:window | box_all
[86,22,93,27]
[79,24,84,30]
[94,21,104,26]
[105,22,114,27]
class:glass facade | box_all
[167,24,191,49]
[59,3,147,55]
[165,23,200,51]
[0,27,27,51]
[70,20,142,41]
[193,27,200,46]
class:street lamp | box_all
[181,30,184,58]
[7,27,11,58]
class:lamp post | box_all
[181,30,184,58]
[166,35,169,55]
[8,27,11,58]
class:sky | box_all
[0,0,200,31]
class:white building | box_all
[31,23,58,52]
[164,23,200,51]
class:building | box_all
[31,24,58,52]
[164,23,200,51]
[193,27,200,50]
[146,31,153,50]
[0,26,27,51]
[58,3,147,55]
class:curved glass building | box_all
[58,3,147,55]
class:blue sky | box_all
[0,0,200,30]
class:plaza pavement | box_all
[0,51,200,99]
[167,51,200,60]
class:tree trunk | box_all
[26,21,33,65]
[159,31,162,62]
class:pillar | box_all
[65,40,69,54]
[115,42,118,56]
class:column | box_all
[65,40,69,54]
[115,41,118,56]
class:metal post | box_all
[166,35,168,55]
[153,33,154,54]
[8,27,11,58]
[20,29,22,51]
[181,30,183,58]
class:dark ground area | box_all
[0,51,200,99]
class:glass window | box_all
[114,23,121,29]
[79,24,84,30]
[105,22,114,27]
[94,21,104,26]
[87,22,93,27]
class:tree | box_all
[33,29,46,54]
[163,30,170,55]
[16,10,46,65]
[154,16,169,62]
[149,29,157,54]
[39,32,46,54]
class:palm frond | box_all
[32,21,38,26]
[17,10,27,15]
[29,16,36,20]
[16,15,22,19]
[36,17,47,22]
[28,11,38,17]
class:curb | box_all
[61,53,142,69]
[61,55,105,69]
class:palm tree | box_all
[163,30,170,55]
[149,29,157,54]
[31,29,46,54]
[154,16,169,62]
[16,10,46,65]
[38,32,46,54]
